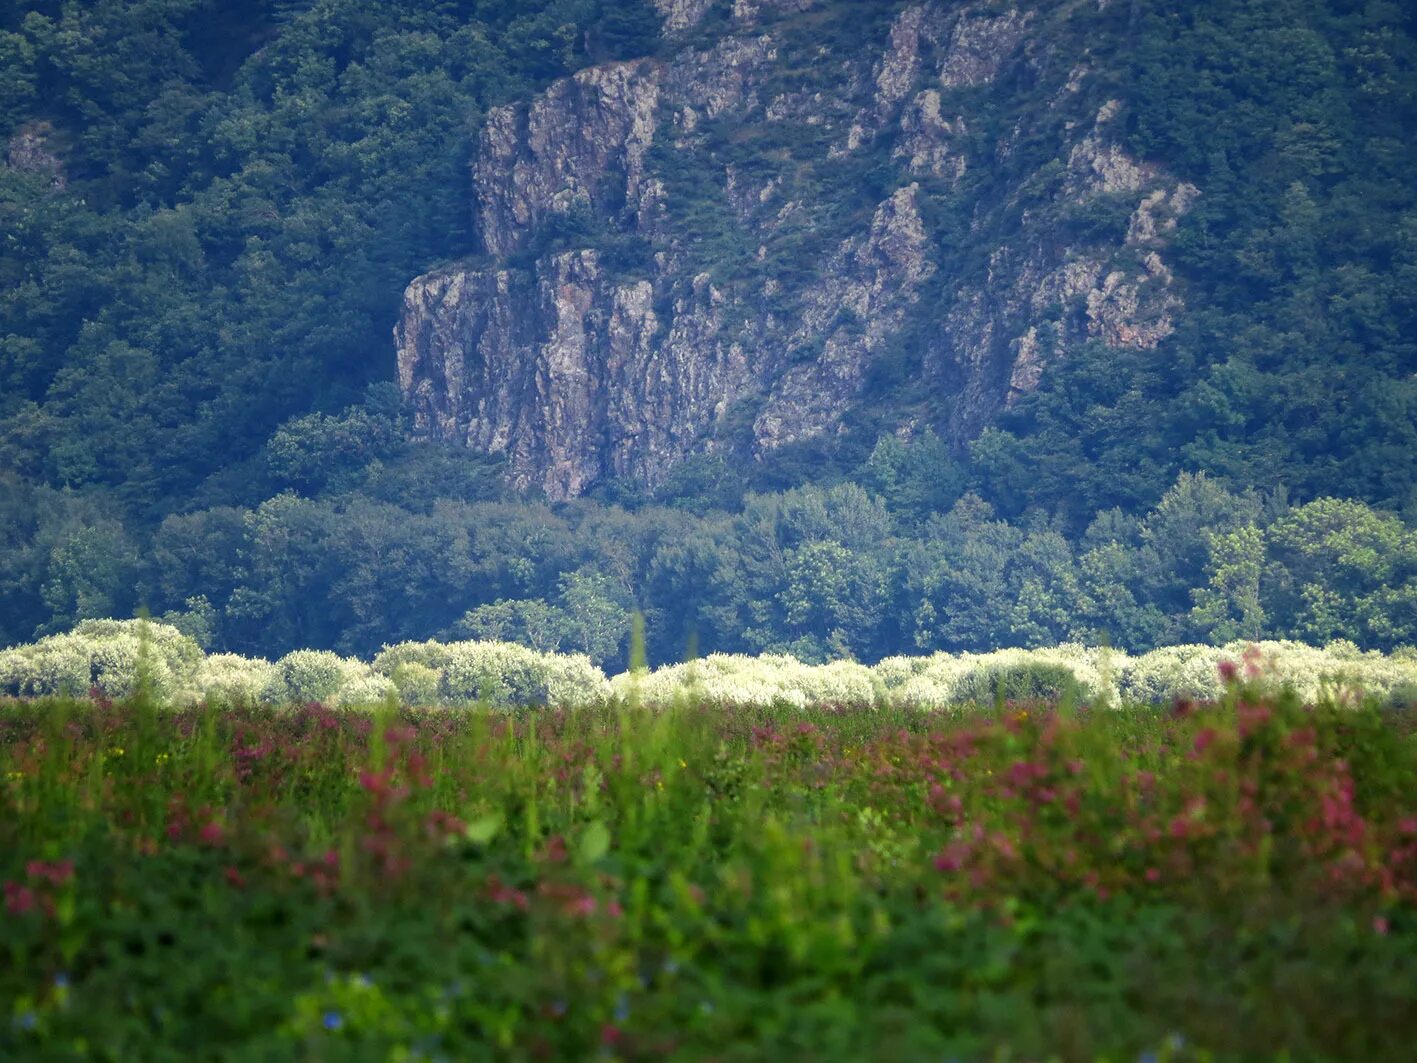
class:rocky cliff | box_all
[395,0,1197,499]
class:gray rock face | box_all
[6,123,65,190]
[396,1,1197,499]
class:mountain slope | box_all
[396,0,1203,499]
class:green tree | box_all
[1190,524,1268,643]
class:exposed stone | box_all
[897,90,967,180]
[6,123,65,190]
[732,0,818,27]
[755,184,934,450]
[396,4,1197,498]
[938,10,1031,88]
[653,0,716,34]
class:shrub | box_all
[875,645,1123,711]
[197,654,278,705]
[373,640,609,709]
[0,620,202,701]
[389,662,441,706]
[261,650,391,707]
[611,653,878,710]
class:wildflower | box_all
[601,1024,622,1047]
[54,973,69,989]
[322,1011,343,1031]
[1374,916,1390,936]
[15,1012,36,1031]
[615,995,630,1022]
[5,884,42,918]
[199,822,226,846]
[550,999,568,1018]
[1218,660,1238,684]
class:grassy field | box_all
[3,679,1417,1060]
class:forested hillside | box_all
[2,0,1415,669]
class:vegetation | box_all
[4,619,1415,715]
[2,0,1415,668]
[4,674,1417,1057]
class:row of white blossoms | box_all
[1,620,1415,710]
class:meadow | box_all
[3,655,1417,1059]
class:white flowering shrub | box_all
[373,640,609,709]
[261,649,389,707]
[196,654,278,704]
[1217,640,1417,706]
[1120,644,1225,703]
[0,620,202,701]
[873,645,1123,711]
[332,673,397,708]
[0,640,91,697]
[611,654,878,710]
[609,641,1417,713]
[1118,640,1417,707]
[1,621,1411,711]
[387,662,441,707]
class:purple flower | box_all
[323,1011,343,1031]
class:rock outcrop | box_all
[396,1,1197,499]
[6,122,65,190]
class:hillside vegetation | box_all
[2,0,1415,666]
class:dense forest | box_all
[2,0,1416,671]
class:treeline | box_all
[4,403,1413,669]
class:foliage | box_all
[371,640,610,710]
[6,621,1415,714]
[0,0,1415,666]
[0,618,202,701]
[3,686,1417,1057]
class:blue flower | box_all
[551,999,568,1017]
[16,1012,37,1031]
[355,973,373,988]
[323,1011,343,1031]
[614,995,630,1022]
[53,973,70,989]
[1138,1053,1159,1063]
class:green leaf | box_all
[464,812,503,845]
[578,819,611,865]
